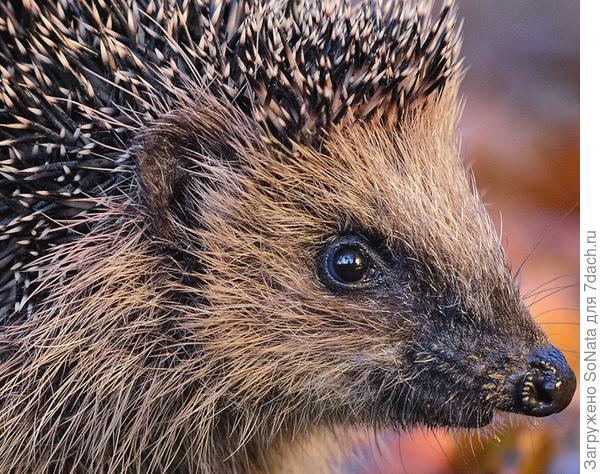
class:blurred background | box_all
[343,1,580,473]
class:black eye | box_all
[329,246,368,283]
[320,235,383,290]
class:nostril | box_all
[517,347,576,417]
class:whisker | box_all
[534,307,579,319]
[524,281,579,302]
[522,272,578,298]
[513,197,579,283]
[539,322,580,326]
[524,283,579,301]
[526,284,579,309]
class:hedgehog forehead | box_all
[244,117,514,304]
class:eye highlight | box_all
[319,235,383,290]
[329,246,368,283]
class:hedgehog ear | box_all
[134,101,253,241]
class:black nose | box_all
[517,346,576,417]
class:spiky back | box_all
[0,0,460,319]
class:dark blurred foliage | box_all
[346,1,580,473]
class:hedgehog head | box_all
[135,80,574,438]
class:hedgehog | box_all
[0,0,576,473]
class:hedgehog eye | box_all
[329,246,368,283]
[320,236,381,289]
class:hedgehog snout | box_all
[514,346,576,417]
